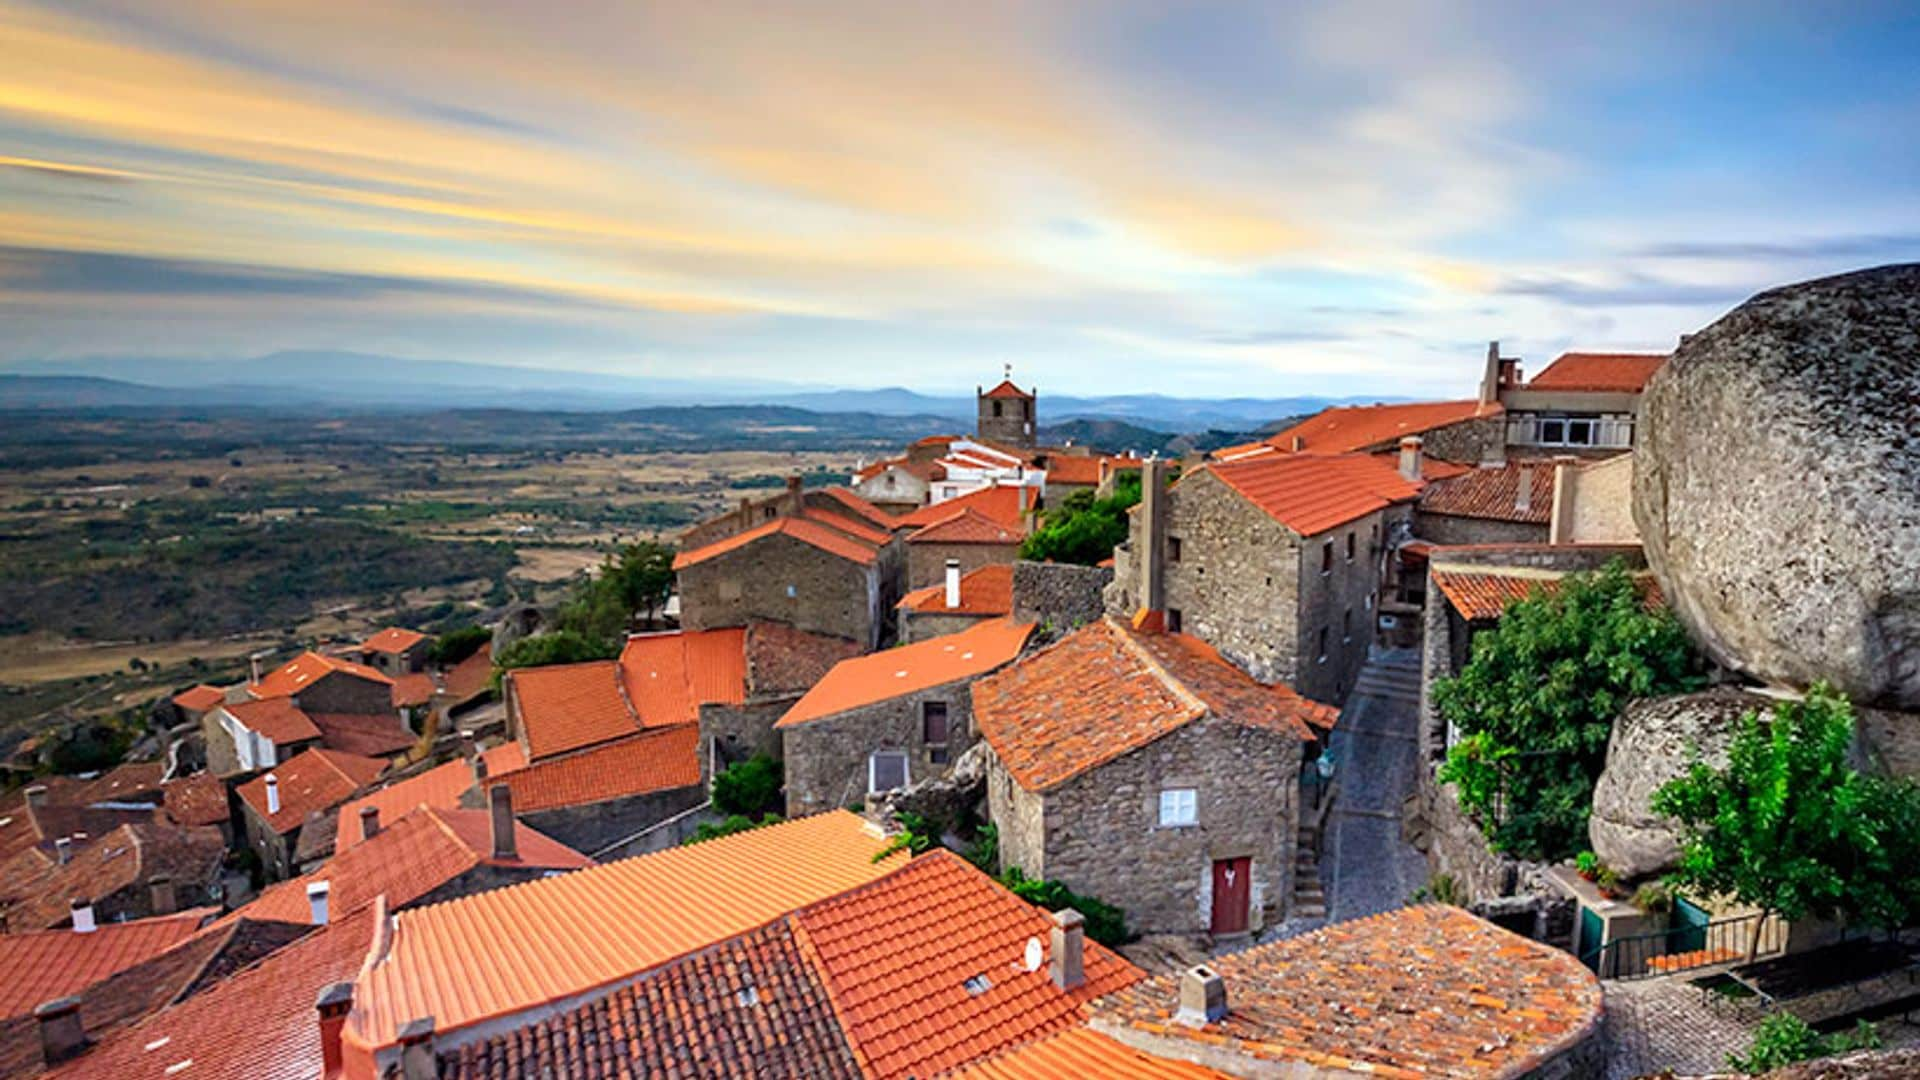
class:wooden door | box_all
[1210,857,1251,935]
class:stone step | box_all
[1292,903,1327,919]
[1354,670,1422,692]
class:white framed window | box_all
[1158,788,1197,827]
[869,751,909,793]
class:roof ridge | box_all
[786,913,871,1075]
[1105,620,1208,722]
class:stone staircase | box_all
[1350,652,1422,707]
[1292,825,1327,920]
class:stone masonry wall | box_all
[699,696,799,767]
[1412,415,1506,464]
[519,783,706,855]
[201,711,241,776]
[1414,511,1548,548]
[296,672,394,716]
[1031,718,1303,935]
[898,609,989,644]
[1011,560,1111,633]
[677,531,882,647]
[986,748,1048,880]
[906,540,1018,591]
[782,680,976,816]
[1293,506,1401,705]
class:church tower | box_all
[976,364,1036,448]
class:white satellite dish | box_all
[1023,936,1043,973]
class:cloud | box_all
[1496,272,1754,309]
[1630,234,1920,261]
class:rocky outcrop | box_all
[1589,689,1773,878]
[864,740,989,832]
[1634,264,1920,709]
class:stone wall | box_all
[898,609,989,644]
[852,465,930,510]
[1416,416,1506,464]
[1011,560,1110,633]
[699,696,801,767]
[518,783,706,855]
[297,672,393,716]
[985,748,1048,879]
[239,802,298,880]
[782,680,975,816]
[677,531,884,648]
[201,711,241,776]
[1419,771,1545,902]
[1293,505,1404,705]
[1024,717,1303,935]
[409,864,558,910]
[1560,454,1639,544]
[906,540,1017,591]
[1414,511,1548,548]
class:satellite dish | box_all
[1023,936,1043,973]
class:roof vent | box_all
[1176,965,1228,1027]
[264,773,280,816]
[306,880,330,926]
[359,805,380,840]
[736,984,760,1008]
[963,973,993,996]
[69,899,95,934]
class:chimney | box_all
[1515,465,1533,514]
[359,805,380,841]
[316,982,355,1078]
[1136,458,1169,620]
[1398,436,1423,482]
[1548,456,1579,545]
[148,874,176,916]
[306,880,331,926]
[1175,965,1229,1027]
[54,836,72,865]
[785,474,804,517]
[1049,909,1085,990]
[24,785,47,811]
[69,899,95,934]
[1289,434,1305,452]
[398,1017,436,1080]
[944,559,962,609]
[264,773,280,816]
[489,784,517,861]
[1479,340,1502,405]
[472,752,490,784]
[33,996,86,1066]
[249,651,266,685]
[459,728,477,760]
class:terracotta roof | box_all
[1094,905,1603,1080]
[1526,351,1668,393]
[311,711,416,758]
[619,626,748,726]
[1431,567,1666,622]
[897,484,1036,531]
[804,506,895,546]
[505,659,631,760]
[438,916,863,1080]
[908,506,1025,545]
[974,620,1329,792]
[952,1027,1233,1079]
[1419,460,1558,525]
[218,697,321,745]
[1264,399,1502,456]
[359,626,426,654]
[235,748,387,835]
[2,823,227,932]
[159,773,229,828]
[487,723,701,813]
[232,805,588,927]
[51,902,382,1080]
[673,514,879,570]
[1205,452,1427,537]
[983,379,1034,399]
[797,850,1140,1079]
[388,672,436,708]
[778,618,1033,728]
[169,685,225,712]
[855,456,940,483]
[1043,453,1141,487]
[340,810,903,1055]
[440,645,494,706]
[249,650,392,698]
[744,620,864,695]
[64,762,166,807]
[815,486,899,531]
[334,744,525,851]
[898,563,1016,616]
[0,909,214,1020]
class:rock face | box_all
[863,740,990,833]
[1589,690,1773,879]
[1634,264,1920,709]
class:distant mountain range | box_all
[0,351,1394,432]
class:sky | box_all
[0,0,1916,398]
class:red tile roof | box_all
[236,748,387,835]
[815,486,900,531]
[159,773,229,828]
[0,909,214,1020]
[804,506,895,546]
[1419,460,1558,525]
[673,513,880,570]
[898,563,1016,616]
[1263,399,1503,456]
[2,823,227,932]
[778,618,1034,728]
[340,810,903,1056]
[974,620,1330,792]
[1431,567,1665,622]
[505,659,632,760]
[440,645,494,706]
[1526,351,1668,393]
[744,620,864,695]
[169,685,226,712]
[250,650,392,698]
[65,762,167,806]
[797,850,1140,1079]
[856,455,941,483]
[388,672,436,708]
[619,626,748,726]
[487,723,701,812]
[983,379,1034,399]
[1094,905,1603,1079]
[896,484,1036,531]
[219,697,321,745]
[334,743,525,851]
[311,711,416,758]
[953,1027,1233,1079]
[359,626,427,654]
[907,506,1025,545]
[438,916,863,1080]
[1205,452,1427,537]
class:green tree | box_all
[493,630,618,675]
[1019,471,1143,566]
[428,625,492,665]
[1653,683,1920,961]
[711,754,782,817]
[1435,560,1702,860]
[554,541,677,647]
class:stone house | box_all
[896,562,1013,643]
[0,821,227,932]
[201,651,406,776]
[677,479,899,554]
[1486,344,1668,456]
[1105,451,1438,705]
[1036,451,1142,506]
[903,507,1023,589]
[778,616,1033,816]
[235,747,388,880]
[168,684,226,729]
[1415,458,1556,545]
[1237,397,1507,465]
[482,724,708,855]
[207,698,323,773]
[849,457,938,514]
[354,627,430,677]
[973,616,1334,936]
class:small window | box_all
[1167,608,1183,634]
[1345,533,1355,562]
[1317,627,1329,663]
[1158,788,1197,827]
[993,400,1004,417]
[1365,593,1374,611]
[1321,541,1333,575]
[923,701,950,765]
[1567,419,1594,445]
[1342,608,1352,643]
[1167,536,1182,563]
[869,751,909,793]
[785,584,797,598]
[1540,418,1566,445]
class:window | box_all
[1539,418,1566,445]
[993,400,1003,417]
[1567,419,1594,446]
[1345,532,1355,562]
[1167,536,1182,562]
[869,751,909,793]
[923,702,950,765]
[1343,608,1352,643]
[1321,541,1333,575]
[1167,608,1183,634]
[1365,592,1374,611]
[1158,788,1197,827]
[1317,627,1329,663]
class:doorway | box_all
[1211,857,1251,935]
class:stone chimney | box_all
[148,874,176,916]
[316,982,355,1078]
[24,785,47,811]
[69,899,95,934]
[1515,465,1533,514]
[1049,909,1084,990]
[1136,458,1169,620]
[264,773,280,816]
[944,559,962,609]
[1479,340,1503,405]
[489,784,517,861]
[34,996,86,1066]
[472,752,490,784]
[785,474,804,517]
[53,836,71,865]
[1289,434,1305,452]
[1548,455,1579,545]
[1397,436,1423,482]
[249,651,266,685]
[398,1017,436,1080]
[306,880,330,926]
[359,805,380,841]
[1175,965,1228,1027]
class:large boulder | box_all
[1633,264,1920,709]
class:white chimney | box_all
[1515,466,1533,513]
[53,836,72,865]
[249,651,266,685]
[307,880,331,926]
[69,898,95,934]
[264,773,280,816]
[1049,909,1084,990]
[944,559,962,609]
[1176,965,1228,1027]
[1290,434,1305,452]
[1398,436,1423,482]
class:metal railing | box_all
[1581,911,1788,980]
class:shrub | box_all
[685,812,783,846]
[1728,1014,1880,1073]
[872,811,940,863]
[711,755,782,817]
[428,625,492,665]
[493,630,617,673]
[1411,873,1463,905]
[1019,472,1143,566]
[965,823,999,874]
[998,866,1129,946]
[1631,882,1673,915]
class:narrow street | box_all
[1320,649,1430,923]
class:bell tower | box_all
[976,364,1036,448]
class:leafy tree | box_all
[428,625,492,665]
[1435,560,1702,860]
[493,630,617,674]
[711,754,782,817]
[1728,1014,1880,1073]
[554,541,676,647]
[1019,471,1143,566]
[1653,683,1920,961]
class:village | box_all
[0,263,1915,1079]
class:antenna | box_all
[1004,362,1012,381]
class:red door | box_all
[1211,857,1251,935]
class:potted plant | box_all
[1575,850,1601,881]
[1595,864,1627,900]
[1632,882,1674,915]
